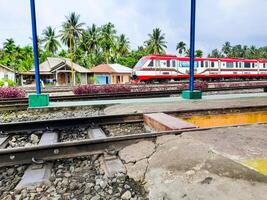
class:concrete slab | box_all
[144,113,196,131]
[0,136,9,149]
[101,155,126,177]
[119,141,155,164]
[16,132,58,189]
[182,124,267,175]
[145,131,267,200]
[88,128,106,139]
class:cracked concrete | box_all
[119,141,156,164]
[119,124,267,200]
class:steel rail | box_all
[0,122,266,168]
[1,105,267,134]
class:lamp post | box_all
[30,0,41,94]
[28,0,49,107]
[189,0,196,92]
[181,0,202,99]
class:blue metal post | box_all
[30,0,41,94]
[189,0,196,91]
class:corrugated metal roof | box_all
[29,57,91,74]
[109,64,132,73]
[91,64,132,74]
[0,64,15,72]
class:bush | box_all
[0,79,16,87]
[73,84,131,95]
[0,87,26,99]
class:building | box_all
[21,57,91,86]
[0,64,15,81]
[90,64,132,84]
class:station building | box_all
[20,57,91,86]
[90,64,132,84]
[0,64,15,82]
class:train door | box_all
[155,60,161,77]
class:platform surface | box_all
[32,92,267,109]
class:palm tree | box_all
[176,41,187,56]
[60,12,85,85]
[3,38,16,54]
[42,26,61,54]
[208,49,223,58]
[145,28,167,54]
[80,24,100,55]
[222,41,232,57]
[195,49,203,57]
[115,34,130,59]
[60,12,85,49]
[100,22,116,63]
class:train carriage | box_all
[131,54,267,83]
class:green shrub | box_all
[0,79,16,87]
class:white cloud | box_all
[0,0,266,55]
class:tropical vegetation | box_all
[0,12,266,73]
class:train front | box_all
[130,57,149,84]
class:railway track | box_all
[1,83,267,111]
[1,105,267,167]
[0,106,266,198]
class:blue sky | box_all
[0,0,266,55]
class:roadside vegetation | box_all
[0,12,266,73]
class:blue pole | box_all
[30,0,41,94]
[189,0,196,91]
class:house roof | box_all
[28,57,90,75]
[0,64,15,72]
[91,64,132,74]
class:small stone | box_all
[121,191,132,200]
[64,172,71,178]
[30,134,39,144]
[99,180,107,189]
[7,168,15,176]
[69,182,78,190]
[36,187,43,193]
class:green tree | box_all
[80,24,100,55]
[176,41,187,56]
[60,12,85,56]
[222,41,232,57]
[100,22,116,63]
[42,26,61,54]
[114,34,130,60]
[195,49,203,57]
[145,28,167,54]
[208,49,223,58]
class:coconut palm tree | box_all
[176,41,187,56]
[60,12,84,85]
[100,22,116,63]
[80,24,100,55]
[195,49,203,58]
[3,38,16,54]
[60,12,85,51]
[208,49,223,58]
[42,26,61,54]
[115,34,130,59]
[145,28,167,54]
[222,41,232,57]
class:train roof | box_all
[143,54,267,63]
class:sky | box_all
[0,0,266,55]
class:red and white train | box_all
[131,54,267,83]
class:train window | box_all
[156,60,160,67]
[244,63,250,68]
[264,63,266,68]
[172,60,176,68]
[211,62,215,68]
[167,60,170,67]
[205,61,209,68]
[235,62,238,68]
[148,60,154,67]
[226,62,234,68]
[135,59,147,67]
[252,63,255,68]
[180,61,190,67]
[201,61,204,68]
